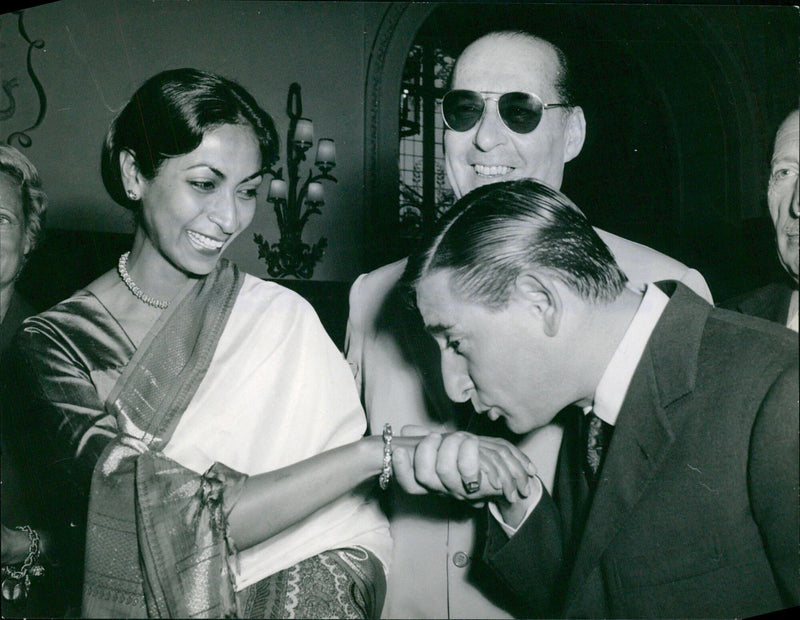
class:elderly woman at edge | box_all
[1,144,64,615]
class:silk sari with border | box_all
[82,259,248,618]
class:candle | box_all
[293,118,314,145]
[268,179,288,201]
[306,182,324,203]
[315,138,336,167]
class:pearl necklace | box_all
[117,252,170,310]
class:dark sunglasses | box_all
[441,90,568,134]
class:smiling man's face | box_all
[444,33,584,198]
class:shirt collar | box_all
[586,284,670,426]
[787,290,798,332]
[788,310,798,332]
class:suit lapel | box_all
[564,283,711,611]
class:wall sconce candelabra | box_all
[254,82,336,279]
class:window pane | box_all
[398,43,456,249]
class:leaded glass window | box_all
[397,40,456,249]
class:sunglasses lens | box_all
[442,90,485,132]
[442,91,547,134]
[498,92,544,134]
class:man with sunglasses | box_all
[346,30,711,619]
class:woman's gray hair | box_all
[0,144,48,254]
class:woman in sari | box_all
[9,68,424,619]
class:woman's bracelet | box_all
[1,525,45,602]
[378,423,393,490]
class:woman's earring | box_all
[126,189,139,201]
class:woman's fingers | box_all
[477,446,529,502]
[435,432,533,501]
[477,437,536,495]
[478,436,537,476]
[390,430,536,502]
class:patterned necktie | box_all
[582,410,613,486]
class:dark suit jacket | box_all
[483,282,799,618]
[721,281,795,327]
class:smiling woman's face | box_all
[0,171,29,294]
[134,123,263,277]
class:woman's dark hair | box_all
[101,68,279,212]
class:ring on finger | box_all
[463,471,482,494]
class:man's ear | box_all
[514,271,562,337]
[563,106,586,163]
[119,149,143,195]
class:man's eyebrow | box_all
[772,156,798,168]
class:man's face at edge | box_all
[768,110,799,283]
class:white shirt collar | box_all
[586,284,670,426]
[787,290,799,332]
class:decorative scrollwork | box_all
[4,10,47,149]
[0,78,20,121]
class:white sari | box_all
[162,275,391,590]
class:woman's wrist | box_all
[1,525,46,602]
[356,427,397,483]
[365,433,387,477]
[1,527,31,565]
[36,530,51,561]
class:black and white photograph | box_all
[1,1,797,618]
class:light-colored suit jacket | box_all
[345,228,712,619]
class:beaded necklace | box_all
[117,251,170,310]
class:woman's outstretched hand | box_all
[392,426,537,504]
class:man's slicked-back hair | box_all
[406,179,627,308]
[101,68,279,213]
